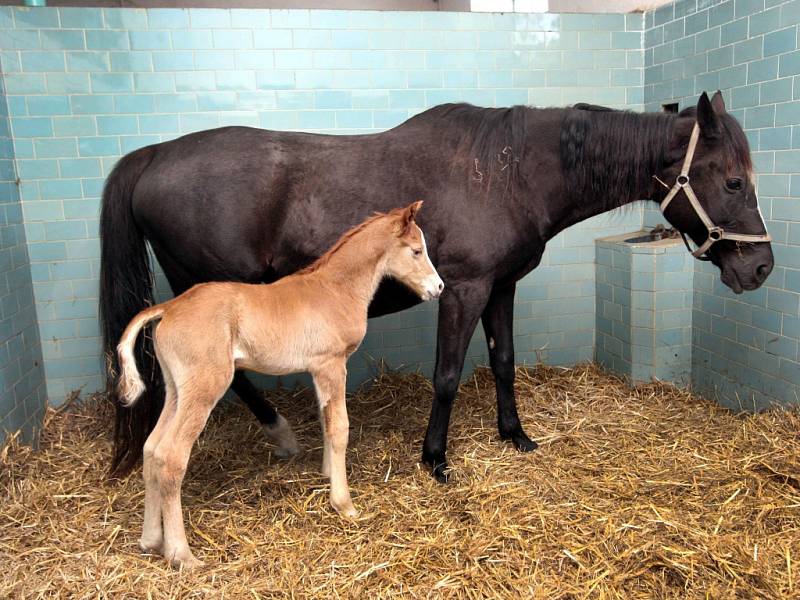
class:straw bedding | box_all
[2,363,799,599]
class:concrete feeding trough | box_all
[595,229,695,385]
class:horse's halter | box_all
[654,122,772,261]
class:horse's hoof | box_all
[263,415,301,459]
[509,431,538,453]
[422,451,450,483]
[272,444,300,459]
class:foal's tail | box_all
[117,306,165,407]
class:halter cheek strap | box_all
[656,122,772,261]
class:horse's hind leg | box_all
[139,361,177,554]
[231,372,300,458]
[155,371,231,570]
[481,283,537,452]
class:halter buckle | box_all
[676,174,689,186]
[708,227,723,241]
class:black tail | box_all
[99,145,158,478]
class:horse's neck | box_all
[542,109,676,236]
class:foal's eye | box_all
[725,178,743,192]
[413,248,422,256]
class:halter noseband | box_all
[655,122,772,261]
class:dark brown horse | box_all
[101,92,773,483]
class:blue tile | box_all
[11,117,52,138]
[109,52,152,72]
[103,8,147,29]
[152,52,193,71]
[86,30,129,50]
[59,7,103,29]
[78,137,120,157]
[129,31,171,50]
[40,30,85,50]
[189,8,230,28]
[66,51,109,72]
[779,49,800,76]
[27,96,70,116]
[97,115,138,135]
[90,73,133,93]
[148,8,189,29]
[21,52,65,73]
[764,26,797,56]
[253,30,293,49]
[214,30,253,50]
[14,7,59,28]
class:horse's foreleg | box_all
[481,283,537,452]
[313,362,357,517]
[422,281,490,483]
[231,372,300,458]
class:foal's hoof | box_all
[138,537,163,555]
[333,502,359,519]
[422,451,450,484]
[168,550,204,571]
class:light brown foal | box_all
[116,201,443,569]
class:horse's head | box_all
[657,91,773,294]
[385,201,444,301]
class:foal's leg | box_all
[231,372,300,458]
[155,252,296,455]
[139,364,178,554]
[312,361,356,517]
[156,374,231,569]
[481,283,537,452]
[422,282,491,483]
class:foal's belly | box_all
[233,344,309,376]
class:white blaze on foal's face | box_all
[386,201,444,301]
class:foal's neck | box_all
[314,223,390,307]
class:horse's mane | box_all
[406,103,531,199]
[560,106,675,210]
[296,209,399,275]
[561,103,753,210]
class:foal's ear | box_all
[399,200,423,235]
[697,91,720,137]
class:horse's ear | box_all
[697,92,720,137]
[399,201,423,235]
[710,90,726,113]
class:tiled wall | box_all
[644,0,800,409]
[596,233,694,386]
[0,6,644,402]
[0,73,46,445]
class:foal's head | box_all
[384,201,444,301]
[658,91,774,293]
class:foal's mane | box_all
[296,209,398,275]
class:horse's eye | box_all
[413,248,422,256]
[725,178,743,191]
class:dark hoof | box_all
[422,451,450,484]
[502,430,538,453]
